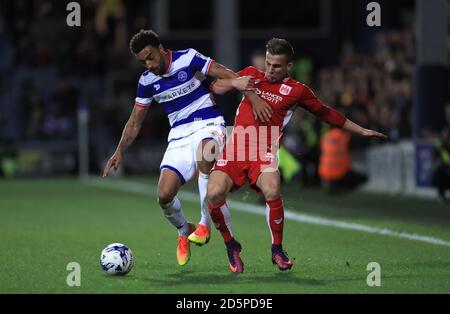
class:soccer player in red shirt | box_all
[206,38,387,273]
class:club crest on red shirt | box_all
[216,159,228,166]
[279,84,292,95]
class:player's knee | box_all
[207,185,226,207]
[197,160,213,174]
[262,186,280,201]
[157,191,175,209]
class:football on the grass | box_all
[100,243,134,275]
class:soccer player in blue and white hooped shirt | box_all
[103,30,267,266]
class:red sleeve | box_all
[298,85,346,127]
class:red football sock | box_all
[266,196,284,245]
[208,199,233,243]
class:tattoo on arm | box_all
[129,106,147,128]
[116,107,148,153]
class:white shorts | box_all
[160,117,226,184]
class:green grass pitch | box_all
[1,177,450,293]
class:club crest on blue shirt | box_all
[178,71,188,82]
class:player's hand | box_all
[102,151,122,177]
[361,129,388,139]
[251,97,273,123]
[232,76,255,92]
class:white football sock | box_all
[161,196,188,235]
[198,172,211,227]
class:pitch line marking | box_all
[84,178,450,248]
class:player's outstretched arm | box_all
[208,62,272,122]
[208,62,254,93]
[212,76,255,94]
[299,84,386,139]
[102,106,148,177]
[342,119,388,138]
[211,78,272,122]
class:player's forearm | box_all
[342,119,368,136]
[211,79,237,95]
[244,91,265,107]
[209,62,239,80]
[244,91,259,102]
[115,122,141,154]
[213,76,257,95]
[209,62,240,94]
[114,106,148,154]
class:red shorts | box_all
[212,145,279,194]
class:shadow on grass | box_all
[132,261,450,292]
[137,269,325,288]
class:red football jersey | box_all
[233,66,346,148]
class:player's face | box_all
[136,44,167,75]
[264,52,293,83]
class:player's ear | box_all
[158,44,165,54]
[286,62,294,72]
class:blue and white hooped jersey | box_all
[134,48,223,134]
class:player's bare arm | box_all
[342,119,388,138]
[102,106,149,177]
[299,85,387,139]
[208,62,255,92]
[212,76,256,94]
[209,63,272,122]
[208,61,237,79]
[212,80,273,122]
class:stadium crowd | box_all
[0,0,449,182]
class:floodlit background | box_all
[1,0,450,293]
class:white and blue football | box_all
[100,243,134,275]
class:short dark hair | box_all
[129,29,161,54]
[265,38,295,62]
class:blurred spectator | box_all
[18,82,45,140]
[53,81,79,118]
[378,103,400,141]
[318,128,367,195]
[74,27,107,77]
[445,103,450,126]
[250,49,266,70]
[0,0,445,178]
[278,145,301,184]
[43,107,74,139]
[95,0,127,53]
[432,127,450,202]
[0,138,18,178]
[0,16,14,72]
[317,29,416,142]
[283,110,322,186]
[290,55,313,85]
